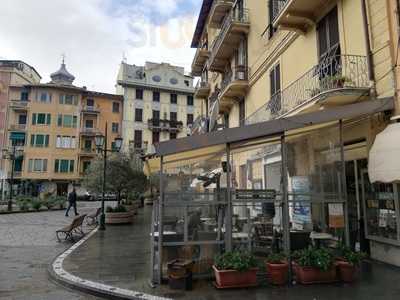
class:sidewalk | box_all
[62,206,400,300]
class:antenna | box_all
[61,53,66,65]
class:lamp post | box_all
[95,122,123,231]
[2,146,23,212]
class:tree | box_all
[83,152,147,204]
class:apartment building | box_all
[188,0,399,266]
[5,60,123,196]
[116,62,201,153]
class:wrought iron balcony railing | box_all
[245,55,370,125]
[147,119,183,131]
[9,124,27,131]
[10,100,29,110]
[271,0,288,23]
[209,8,250,66]
[81,105,100,113]
[220,65,249,93]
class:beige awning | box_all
[369,123,400,183]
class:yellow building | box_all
[189,0,399,265]
[116,62,202,154]
[5,60,123,196]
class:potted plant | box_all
[213,251,258,288]
[31,198,42,211]
[266,253,289,285]
[105,205,134,224]
[292,247,337,284]
[336,246,366,283]
[15,196,31,212]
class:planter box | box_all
[266,262,289,285]
[293,262,337,284]
[337,261,357,283]
[123,205,138,214]
[213,265,258,289]
[105,211,134,224]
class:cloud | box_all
[0,0,199,93]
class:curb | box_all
[48,226,171,300]
[0,208,65,215]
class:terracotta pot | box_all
[213,265,258,288]
[337,261,356,283]
[105,211,134,224]
[293,262,337,284]
[266,261,289,285]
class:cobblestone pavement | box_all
[0,202,103,300]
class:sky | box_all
[0,0,202,93]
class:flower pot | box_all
[337,261,356,283]
[293,262,337,284]
[266,262,289,285]
[123,204,138,214]
[105,211,134,224]
[213,265,258,288]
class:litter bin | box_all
[167,259,194,291]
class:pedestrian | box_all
[65,188,79,217]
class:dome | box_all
[50,58,75,85]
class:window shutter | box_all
[28,159,33,172]
[57,115,62,127]
[73,116,78,128]
[30,135,35,146]
[70,160,74,173]
[54,160,59,173]
[45,135,49,147]
[46,114,51,125]
[43,159,48,172]
[32,113,36,125]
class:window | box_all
[170,132,177,140]
[135,108,143,122]
[83,161,91,173]
[152,131,160,144]
[170,112,177,121]
[30,134,50,147]
[184,80,189,87]
[37,92,51,103]
[28,159,48,172]
[170,93,177,104]
[187,114,194,125]
[317,7,340,61]
[152,110,160,126]
[59,94,78,105]
[32,113,51,125]
[87,99,94,107]
[187,95,194,106]
[268,0,278,39]
[57,114,78,128]
[269,63,281,114]
[239,98,245,126]
[136,89,143,100]
[84,140,92,150]
[153,91,160,102]
[112,122,119,133]
[112,102,120,113]
[54,159,75,173]
[56,136,76,149]
[21,91,29,101]
[134,130,142,148]
[18,114,27,125]
[85,119,94,128]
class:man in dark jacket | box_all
[65,188,79,217]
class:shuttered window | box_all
[269,63,281,114]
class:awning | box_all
[155,98,394,157]
[368,122,400,183]
[10,132,25,141]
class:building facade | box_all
[4,61,123,196]
[116,62,201,153]
[189,0,400,266]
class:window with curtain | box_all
[28,159,48,172]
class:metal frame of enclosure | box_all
[146,98,394,284]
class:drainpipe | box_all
[361,0,375,82]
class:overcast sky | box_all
[0,0,201,93]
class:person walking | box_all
[65,188,79,217]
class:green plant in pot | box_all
[213,251,258,288]
[31,198,42,211]
[15,196,31,212]
[292,247,337,284]
[336,246,366,283]
[266,252,288,285]
[105,205,133,224]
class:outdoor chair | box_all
[86,207,101,225]
[56,214,87,242]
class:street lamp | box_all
[2,146,23,211]
[95,122,123,230]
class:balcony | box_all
[79,148,97,157]
[191,44,210,76]
[208,0,235,28]
[194,80,211,98]
[9,100,29,111]
[147,119,183,132]
[81,105,100,114]
[80,127,99,136]
[208,9,250,72]
[246,55,371,124]
[219,66,249,111]
[272,0,332,33]
[8,124,27,131]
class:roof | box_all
[50,61,75,85]
[155,97,394,156]
[84,90,124,101]
[0,60,42,79]
[191,0,213,48]
[21,83,85,92]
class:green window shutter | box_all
[54,159,59,173]
[30,135,35,146]
[32,113,36,125]
[45,135,49,147]
[70,160,74,173]
[46,114,51,125]
[43,159,48,172]
[59,95,63,104]
[57,115,62,127]
[73,116,78,128]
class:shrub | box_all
[266,252,287,264]
[43,196,57,210]
[31,198,42,211]
[338,245,366,266]
[215,251,258,272]
[292,246,334,271]
[106,205,127,213]
[15,196,31,211]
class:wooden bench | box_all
[86,208,101,225]
[56,214,87,242]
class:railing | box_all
[220,65,249,93]
[10,100,29,108]
[272,0,289,22]
[209,8,250,63]
[245,55,369,125]
[80,127,99,134]
[80,148,97,155]
[195,80,210,90]
[147,119,183,130]
[9,124,27,131]
[81,105,100,113]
